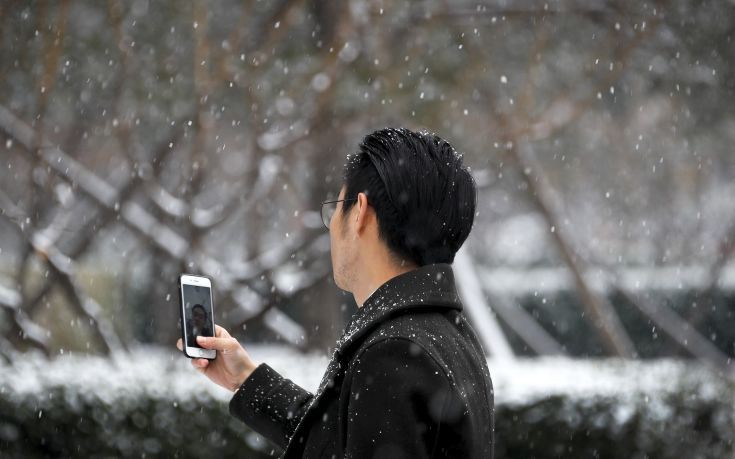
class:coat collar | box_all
[333,262,462,357]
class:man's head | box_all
[192,304,207,327]
[329,127,476,294]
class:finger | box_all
[197,335,238,352]
[214,324,231,338]
[176,339,183,351]
[192,358,209,369]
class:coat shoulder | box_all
[353,308,488,387]
[361,308,445,342]
[344,307,496,458]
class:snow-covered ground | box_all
[1,345,730,412]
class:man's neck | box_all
[353,261,418,308]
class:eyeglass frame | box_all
[320,198,357,230]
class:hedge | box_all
[1,347,732,458]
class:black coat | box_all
[229,263,495,458]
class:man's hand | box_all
[176,324,259,392]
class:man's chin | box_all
[332,271,348,292]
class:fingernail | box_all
[196,336,205,343]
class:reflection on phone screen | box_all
[182,284,214,348]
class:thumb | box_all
[196,335,239,353]
[214,324,231,339]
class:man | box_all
[176,127,495,458]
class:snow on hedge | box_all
[1,345,731,415]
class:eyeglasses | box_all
[320,198,357,230]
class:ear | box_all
[354,192,371,235]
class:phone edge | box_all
[178,273,216,360]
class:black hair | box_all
[341,127,477,266]
[192,304,206,314]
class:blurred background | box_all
[1,1,734,458]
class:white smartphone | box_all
[178,274,216,360]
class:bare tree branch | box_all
[0,281,50,356]
[511,140,637,357]
[0,104,308,347]
[40,244,127,354]
[454,249,516,359]
[19,120,189,318]
[687,220,735,327]
[517,5,664,142]
[0,192,126,354]
[612,279,734,378]
[486,292,568,356]
[143,151,281,229]
[482,5,665,357]
[0,335,16,363]
[230,258,332,331]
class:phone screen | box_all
[182,283,215,348]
